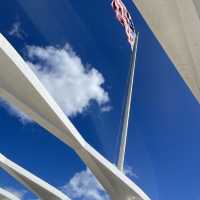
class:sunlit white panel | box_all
[133,0,200,103]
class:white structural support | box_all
[0,154,70,200]
[117,33,139,172]
[133,0,200,103]
[0,34,150,200]
[0,187,20,200]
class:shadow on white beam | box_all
[0,33,151,200]
[0,154,70,200]
[0,187,20,200]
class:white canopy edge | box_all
[133,0,200,103]
[0,154,70,200]
[0,187,20,200]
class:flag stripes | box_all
[111,0,136,49]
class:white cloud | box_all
[61,166,137,200]
[61,168,109,200]
[8,22,25,39]
[0,43,109,122]
[26,45,109,117]
[124,165,138,179]
[3,187,27,199]
[0,98,32,124]
[101,105,112,112]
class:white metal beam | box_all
[0,187,20,200]
[0,33,150,200]
[0,154,70,200]
[133,0,200,103]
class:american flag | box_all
[111,0,136,49]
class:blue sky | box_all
[0,0,200,200]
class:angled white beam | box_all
[0,34,151,200]
[0,154,70,200]
[0,187,20,200]
[133,0,200,103]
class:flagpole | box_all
[117,33,139,172]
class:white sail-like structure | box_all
[0,34,150,200]
[0,187,20,200]
[0,154,70,200]
[133,0,200,103]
